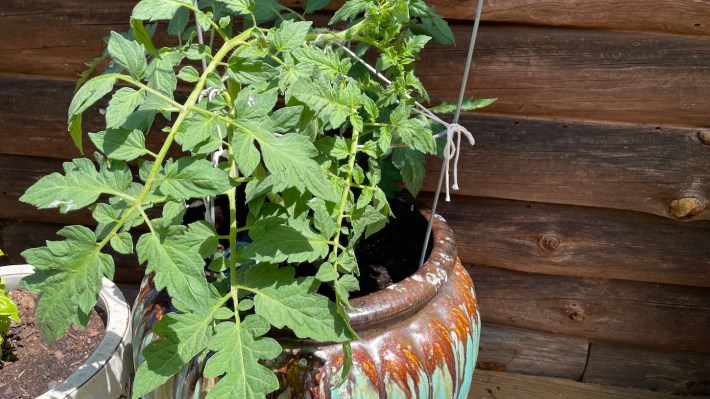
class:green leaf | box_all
[403,35,431,57]
[177,66,200,82]
[175,113,225,153]
[389,104,435,154]
[240,125,336,202]
[204,319,280,398]
[270,20,312,53]
[316,263,338,282]
[167,7,190,36]
[239,217,329,264]
[329,0,369,24]
[21,226,114,341]
[290,79,351,130]
[293,46,350,78]
[418,14,454,45]
[130,18,158,55]
[305,0,330,13]
[136,228,216,313]
[68,75,117,151]
[20,158,131,213]
[105,88,146,129]
[132,339,184,399]
[351,205,387,242]
[270,106,303,132]
[153,157,232,200]
[132,0,192,21]
[392,148,425,196]
[107,31,147,79]
[146,51,183,98]
[430,97,498,113]
[216,0,254,14]
[227,58,278,85]
[232,131,260,176]
[89,128,148,161]
[240,264,354,342]
[110,231,134,254]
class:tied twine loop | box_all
[441,123,475,202]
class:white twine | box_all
[339,44,475,202]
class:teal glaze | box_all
[132,212,481,398]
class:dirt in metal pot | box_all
[0,290,106,399]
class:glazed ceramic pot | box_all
[0,264,133,399]
[132,211,480,398]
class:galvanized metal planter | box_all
[132,212,480,398]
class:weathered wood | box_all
[2,11,710,127]
[0,221,145,284]
[469,369,707,399]
[421,25,710,127]
[0,155,93,225]
[3,75,710,220]
[477,323,589,380]
[583,342,710,396]
[416,195,710,287]
[422,114,710,221]
[469,265,710,353]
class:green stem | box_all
[331,127,360,271]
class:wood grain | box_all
[2,8,710,127]
[417,195,710,287]
[3,75,709,220]
[583,342,710,395]
[469,265,710,353]
[421,25,710,127]
[422,114,710,221]
[469,369,706,399]
[477,323,589,380]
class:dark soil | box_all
[0,290,106,399]
[352,199,430,297]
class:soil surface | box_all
[0,290,105,399]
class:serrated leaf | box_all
[329,0,369,24]
[110,232,134,254]
[175,113,225,153]
[147,51,183,98]
[270,21,312,53]
[90,128,148,161]
[107,31,147,79]
[392,147,425,196]
[417,14,454,45]
[153,157,231,200]
[20,158,131,213]
[216,0,254,14]
[132,0,192,21]
[293,46,350,79]
[352,205,387,243]
[271,106,303,132]
[242,125,336,202]
[21,226,114,341]
[202,318,280,399]
[430,97,498,113]
[392,117,436,154]
[290,79,350,130]
[232,131,261,176]
[239,217,329,264]
[227,57,278,85]
[316,263,338,282]
[132,339,185,399]
[105,88,146,129]
[136,228,216,312]
[239,264,353,342]
[177,66,200,82]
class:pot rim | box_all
[346,210,457,332]
[0,264,131,399]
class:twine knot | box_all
[443,123,475,202]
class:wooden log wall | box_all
[1,0,709,395]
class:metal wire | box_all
[418,0,486,268]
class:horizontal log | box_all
[422,114,710,221]
[470,369,699,399]
[422,25,710,127]
[469,265,710,353]
[0,221,145,284]
[2,8,710,127]
[417,195,710,287]
[477,323,589,380]
[3,74,709,220]
[583,342,710,395]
